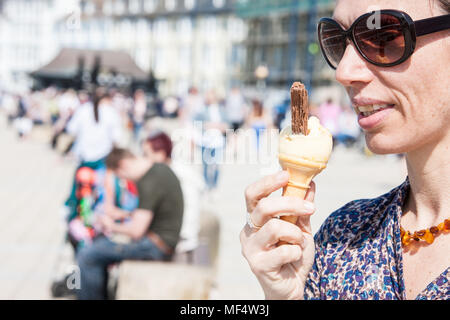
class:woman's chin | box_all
[364,134,407,155]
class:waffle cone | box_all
[278,153,327,225]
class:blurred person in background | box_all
[111,90,134,133]
[63,88,123,222]
[12,92,33,139]
[180,86,205,125]
[51,89,80,151]
[76,147,183,300]
[162,95,180,118]
[318,98,342,142]
[45,87,60,125]
[194,89,228,193]
[27,90,48,125]
[143,130,204,257]
[66,88,122,163]
[16,92,28,119]
[245,99,274,152]
[226,86,246,132]
[309,102,320,118]
[131,89,147,141]
[273,97,290,131]
[77,90,91,107]
[2,91,18,125]
[58,89,80,123]
[5,92,26,125]
[336,105,361,148]
[225,86,247,156]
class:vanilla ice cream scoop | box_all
[277,116,333,226]
[279,116,333,165]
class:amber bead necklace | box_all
[400,218,450,247]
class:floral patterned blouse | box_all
[304,178,449,300]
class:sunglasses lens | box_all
[354,13,406,65]
[319,21,346,69]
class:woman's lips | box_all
[357,105,395,131]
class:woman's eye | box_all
[358,29,402,48]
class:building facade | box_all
[54,0,246,96]
[233,0,345,103]
[0,0,345,103]
[0,0,75,91]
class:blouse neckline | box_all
[391,177,449,299]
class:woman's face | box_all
[333,0,450,154]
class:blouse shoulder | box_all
[314,181,406,248]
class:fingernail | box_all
[304,201,315,212]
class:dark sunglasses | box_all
[318,10,450,69]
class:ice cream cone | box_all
[277,82,332,243]
[278,153,327,224]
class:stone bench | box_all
[114,209,220,300]
[115,261,213,300]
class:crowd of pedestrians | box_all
[0,85,366,209]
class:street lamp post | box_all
[254,64,269,93]
[288,0,299,85]
[304,0,317,95]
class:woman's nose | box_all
[335,42,373,87]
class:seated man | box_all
[76,148,184,300]
[143,130,204,256]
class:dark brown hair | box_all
[91,87,109,123]
[105,148,134,170]
[147,131,173,159]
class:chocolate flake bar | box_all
[290,82,309,135]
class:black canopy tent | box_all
[30,48,156,93]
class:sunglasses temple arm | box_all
[414,14,450,37]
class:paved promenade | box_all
[0,113,407,299]
[0,115,74,299]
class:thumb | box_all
[298,181,316,234]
